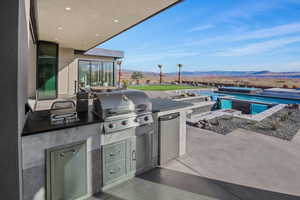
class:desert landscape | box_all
[120,70,300,88]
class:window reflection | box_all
[37,42,58,99]
[78,60,114,89]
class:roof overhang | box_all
[75,48,124,58]
[35,0,182,51]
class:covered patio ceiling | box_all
[35,0,181,50]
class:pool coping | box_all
[187,104,286,123]
[215,91,300,101]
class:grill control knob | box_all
[134,118,139,123]
[122,121,127,126]
[108,123,114,129]
[144,116,149,121]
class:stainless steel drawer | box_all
[103,160,126,184]
[103,140,126,164]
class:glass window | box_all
[78,61,91,88]
[103,62,114,87]
[91,61,100,87]
[37,42,58,99]
[78,60,114,89]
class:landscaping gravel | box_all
[197,107,300,140]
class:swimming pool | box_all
[193,90,300,105]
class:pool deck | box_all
[164,126,300,198]
[91,126,300,200]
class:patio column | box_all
[0,0,28,199]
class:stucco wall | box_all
[0,0,31,198]
[58,47,75,96]
[27,36,36,98]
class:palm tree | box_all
[116,60,122,87]
[131,72,144,85]
[158,64,163,84]
[177,64,183,84]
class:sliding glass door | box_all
[37,41,58,99]
[78,60,114,89]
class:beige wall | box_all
[58,47,75,96]
[67,59,77,95]
[27,36,36,98]
[25,0,37,99]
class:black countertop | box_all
[22,110,102,137]
[151,98,193,112]
[22,99,192,136]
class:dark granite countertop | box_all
[22,99,192,136]
[151,98,193,112]
[22,109,102,136]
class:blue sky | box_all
[99,0,300,72]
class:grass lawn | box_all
[128,84,208,91]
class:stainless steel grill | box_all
[93,90,153,133]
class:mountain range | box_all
[123,69,300,78]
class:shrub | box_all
[122,80,129,89]
[270,119,280,130]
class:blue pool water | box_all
[221,86,259,91]
[194,90,300,105]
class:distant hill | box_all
[123,69,300,78]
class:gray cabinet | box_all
[131,132,153,174]
[102,131,156,187]
[159,113,180,165]
[46,142,87,200]
[102,140,130,185]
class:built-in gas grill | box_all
[93,90,153,134]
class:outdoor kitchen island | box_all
[21,91,198,200]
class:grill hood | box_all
[94,90,152,119]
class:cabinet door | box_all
[131,133,153,174]
[49,142,87,200]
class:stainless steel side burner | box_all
[50,101,78,125]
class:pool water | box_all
[194,90,300,105]
[220,86,259,91]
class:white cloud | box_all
[126,50,200,63]
[188,24,215,32]
[215,36,300,56]
[212,1,279,22]
[234,22,300,41]
[185,22,300,47]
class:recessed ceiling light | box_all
[96,34,99,37]
[65,7,71,11]
[57,27,63,30]
[113,19,119,23]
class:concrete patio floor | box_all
[165,126,300,198]
[90,167,300,200]
[89,125,300,200]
